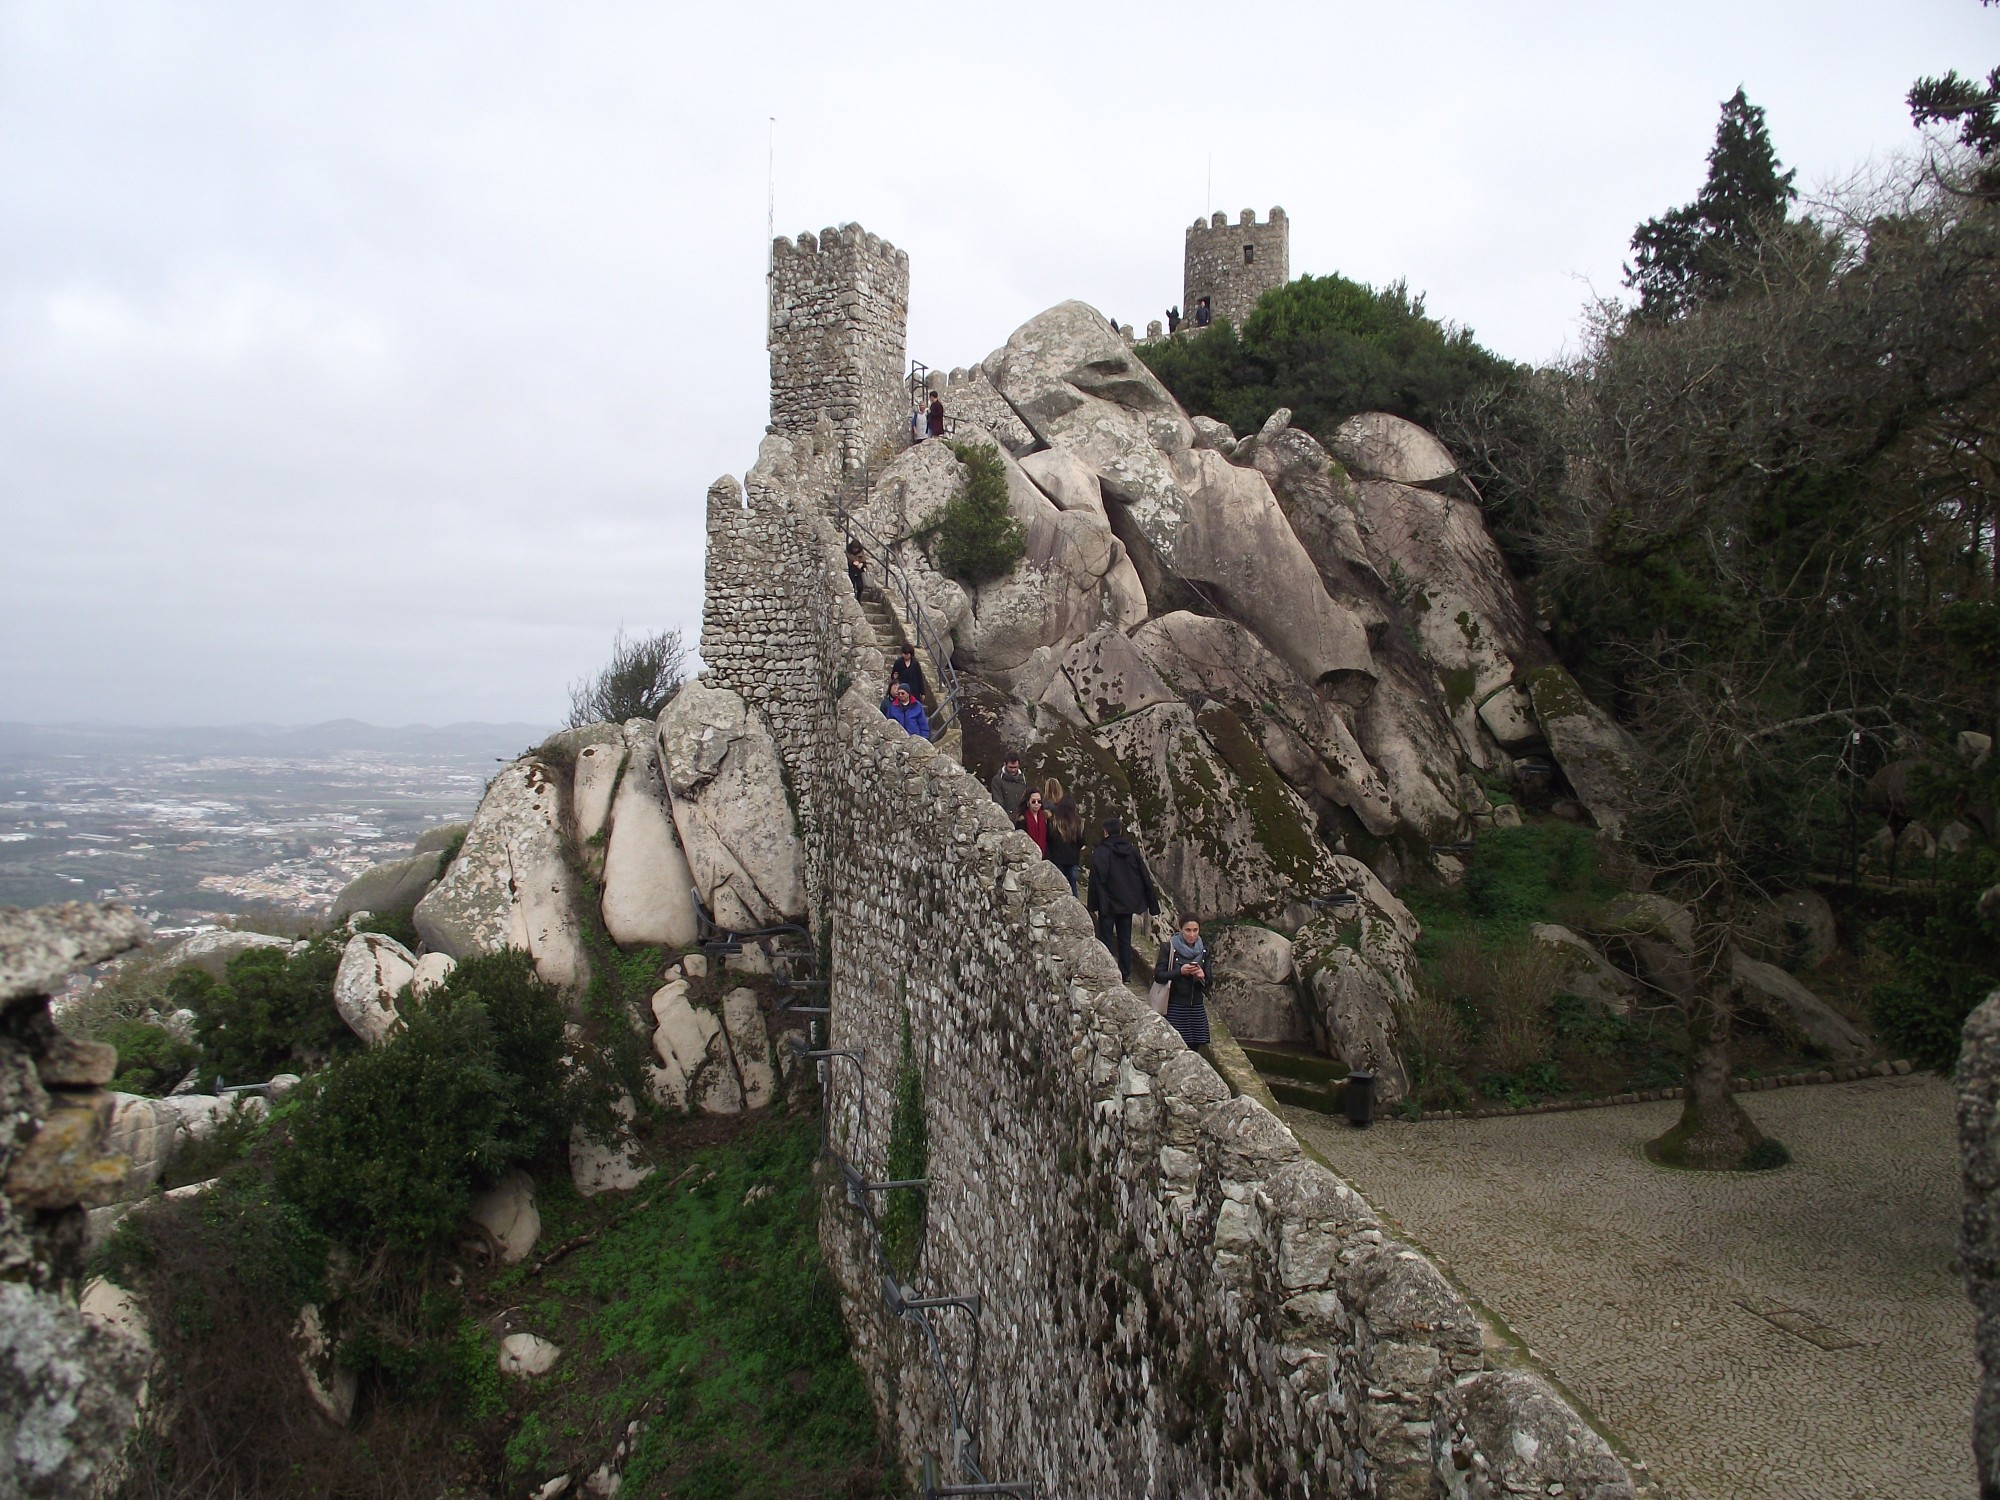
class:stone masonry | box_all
[769,224,909,472]
[0,903,154,1496]
[1185,208,1289,331]
[703,337,1633,1493]
[1960,988,2000,1498]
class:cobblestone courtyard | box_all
[1285,1075,1975,1499]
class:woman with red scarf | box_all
[1020,788,1049,855]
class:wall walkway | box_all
[701,422,1635,1499]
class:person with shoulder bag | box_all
[1150,913,1211,1049]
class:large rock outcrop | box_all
[330,849,444,923]
[1730,952,1871,1061]
[1523,665,1643,835]
[333,931,413,1044]
[414,758,590,993]
[656,683,808,929]
[1095,701,1338,926]
[1328,410,1459,487]
[600,720,699,949]
[988,304,1375,697]
[1290,859,1421,1102]
[1348,474,1548,766]
[1206,925,1310,1044]
[1132,612,1395,837]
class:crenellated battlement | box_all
[771,223,911,269]
[1184,204,1289,331]
[1189,206,1289,231]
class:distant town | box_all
[0,720,548,937]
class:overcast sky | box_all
[3,1,1992,728]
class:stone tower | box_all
[768,223,909,471]
[1183,207,1289,331]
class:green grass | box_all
[492,1111,891,1496]
[1401,821,1611,949]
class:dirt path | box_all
[1283,1075,1974,1500]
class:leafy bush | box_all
[273,997,508,1253]
[103,1017,200,1096]
[441,950,570,1161]
[1869,847,2000,1071]
[160,1098,266,1189]
[96,1179,471,1500]
[364,904,423,953]
[272,952,567,1254]
[568,626,687,728]
[185,937,350,1084]
[1138,273,1510,440]
[929,441,1024,586]
[1406,822,1609,946]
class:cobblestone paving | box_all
[1284,1076,1975,1500]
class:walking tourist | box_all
[882,682,929,738]
[1152,914,1211,1049]
[926,392,946,438]
[1021,790,1048,854]
[910,404,924,446]
[988,753,1029,826]
[888,643,929,702]
[1042,781,1083,894]
[846,539,868,603]
[1086,817,1159,981]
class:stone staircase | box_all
[856,583,960,761]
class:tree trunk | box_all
[1649,970,1771,1170]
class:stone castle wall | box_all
[1959,989,2000,1496]
[769,225,909,471]
[701,416,1634,1498]
[1185,208,1290,330]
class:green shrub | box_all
[160,1099,266,1189]
[103,1018,200,1096]
[339,1298,504,1420]
[187,937,350,1084]
[272,954,566,1254]
[365,905,422,953]
[1138,272,1510,439]
[437,950,571,1162]
[1868,847,2000,1072]
[273,995,509,1252]
[930,442,1025,585]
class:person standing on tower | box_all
[926,392,946,439]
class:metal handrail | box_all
[833,464,963,739]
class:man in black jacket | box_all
[1086,817,1159,981]
[888,644,929,703]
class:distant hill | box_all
[0,720,555,760]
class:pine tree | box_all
[1627,88,1797,320]
[931,441,1024,586]
[1910,62,2000,200]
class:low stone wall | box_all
[1959,990,2000,1498]
[701,429,1634,1498]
